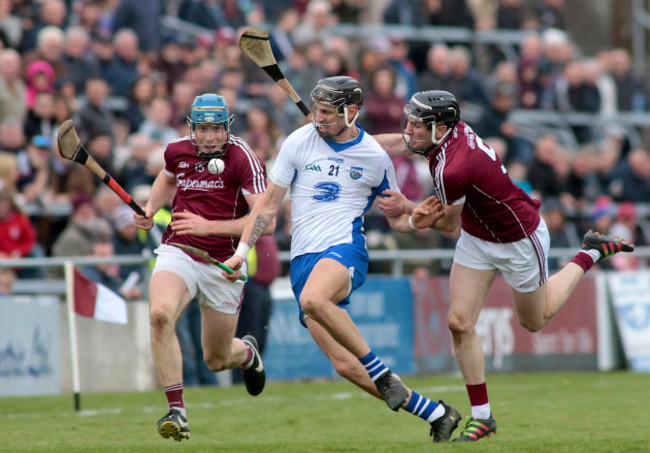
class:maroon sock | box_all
[571,251,594,273]
[164,384,185,411]
[466,382,489,406]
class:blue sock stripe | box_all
[368,365,387,380]
[359,352,377,366]
[418,400,434,418]
[415,397,429,415]
[359,351,388,380]
[405,392,421,412]
[403,390,438,422]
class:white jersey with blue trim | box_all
[269,123,401,259]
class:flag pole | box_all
[64,261,81,411]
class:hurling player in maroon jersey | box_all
[133,94,274,441]
[378,91,634,442]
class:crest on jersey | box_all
[349,166,363,180]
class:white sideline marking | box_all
[2,385,466,419]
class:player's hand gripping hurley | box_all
[169,242,248,282]
[57,119,146,216]
[239,27,312,119]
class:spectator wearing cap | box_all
[52,192,114,261]
[611,201,646,247]
[87,34,119,86]
[113,0,161,54]
[16,135,53,204]
[0,49,27,124]
[153,34,185,93]
[24,60,56,111]
[23,90,56,141]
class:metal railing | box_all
[6,246,650,294]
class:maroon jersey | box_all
[428,121,540,243]
[161,135,266,262]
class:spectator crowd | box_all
[1,0,649,295]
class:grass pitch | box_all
[2,371,648,452]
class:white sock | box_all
[471,402,491,420]
[581,249,601,263]
[426,403,447,423]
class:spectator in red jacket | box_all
[0,184,37,277]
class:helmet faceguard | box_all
[310,76,363,140]
[401,91,460,156]
[187,93,234,159]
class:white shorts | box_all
[152,244,246,314]
[453,218,550,293]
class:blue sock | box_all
[404,391,443,423]
[359,351,388,382]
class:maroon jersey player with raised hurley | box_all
[134,94,272,442]
[378,91,634,442]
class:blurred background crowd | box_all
[1,0,649,298]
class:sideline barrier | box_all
[0,272,643,396]
[263,277,415,381]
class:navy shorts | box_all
[290,242,369,327]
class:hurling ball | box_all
[208,158,225,175]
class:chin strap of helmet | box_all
[314,104,359,140]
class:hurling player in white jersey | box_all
[379,90,634,442]
[224,77,463,443]
[134,94,273,442]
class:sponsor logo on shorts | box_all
[518,282,537,289]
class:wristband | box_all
[408,216,420,231]
[234,242,251,259]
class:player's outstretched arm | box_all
[385,196,445,232]
[377,189,417,217]
[373,133,410,157]
[222,181,287,282]
[170,193,276,238]
[430,201,463,233]
[134,170,176,231]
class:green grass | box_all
[2,371,649,452]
